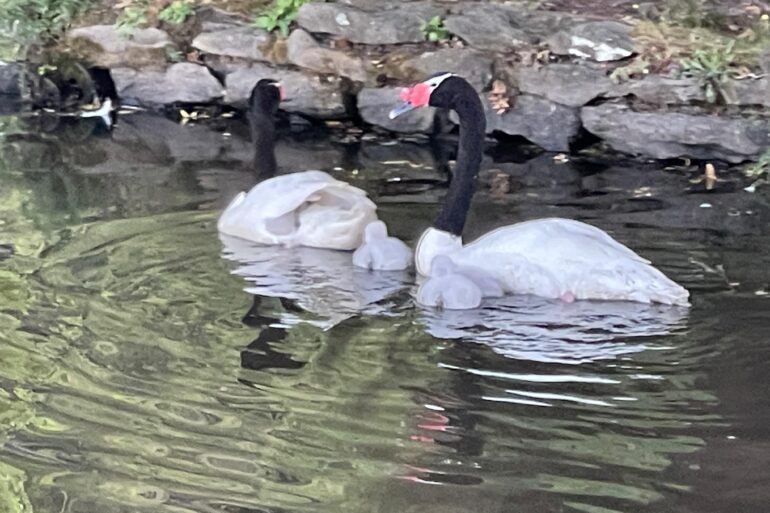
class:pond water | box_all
[0,111,769,513]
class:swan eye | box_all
[422,72,453,92]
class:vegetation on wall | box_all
[158,0,194,25]
[116,1,149,36]
[610,0,770,104]
[0,0,95,57]
[420,15,449,43]
[253,0,308,37]
[746,148,770,181]
[679,40,736,103]
[116,0,197,36]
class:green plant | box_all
[679,40,735,103]
[254,0,307,37]
[0,0,96,57]
[159,0,194,25]
[165,46,183,62]
[116,2,148,36]
[662,0,726,30]
[420,15,449,42]
[745,148,770,179]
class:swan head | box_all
[249,78,284,116]
[363,220,389,242]
[389,72,455,119]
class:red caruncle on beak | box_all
[400,82,431,107]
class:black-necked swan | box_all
[217,79,411,269]
[389,73,690,309]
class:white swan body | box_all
[218,170,377,251]
[416,219,690,307]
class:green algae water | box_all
[1,112,769,513]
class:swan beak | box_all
[389,101,417,119]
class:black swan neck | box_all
[434,84,485,236]
[249,110,277,180]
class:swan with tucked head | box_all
[390,73,690,309]
[218,79,411,269]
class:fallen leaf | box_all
[745,5,762,16]
[488,170,510,197]
[490,80,506,95]
[186,50,201,63]
[487,80,510,114]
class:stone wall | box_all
[17,1,770,163]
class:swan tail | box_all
[577,263,690,307]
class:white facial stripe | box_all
[422,72,453,91]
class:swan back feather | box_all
[218,170,377,250]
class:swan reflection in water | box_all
[220,233,412,330]
[223,230,688,366]
[221,231,693,499]
[419,294,690,365]
[403,297,690,491]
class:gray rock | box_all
[514,10,588,42]
[723,78,770,108]
[225,64,346,118]
[336,0,419,9]
[0,62,23,97]
[286,29,368,82]
[196,5,250,30]
[486,95,581,151]
[609,75,706,105]
[444,5,533,52]
[547,21,634,62]
[295,2,444,44]
[517,63,613,107]
[358,87,435,133]
[113,63,224,106]
[192,26,272,62]
[402,48,493,91]
[67,24,172,68]
[581,103,770,163]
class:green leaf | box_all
[254,15,273,29]
[278,18,291,37]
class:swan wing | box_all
[295,192,378,250]
[452,218,688,306]
[227,171,352,219]
[464,218,650,265]
[218,170,377,250]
